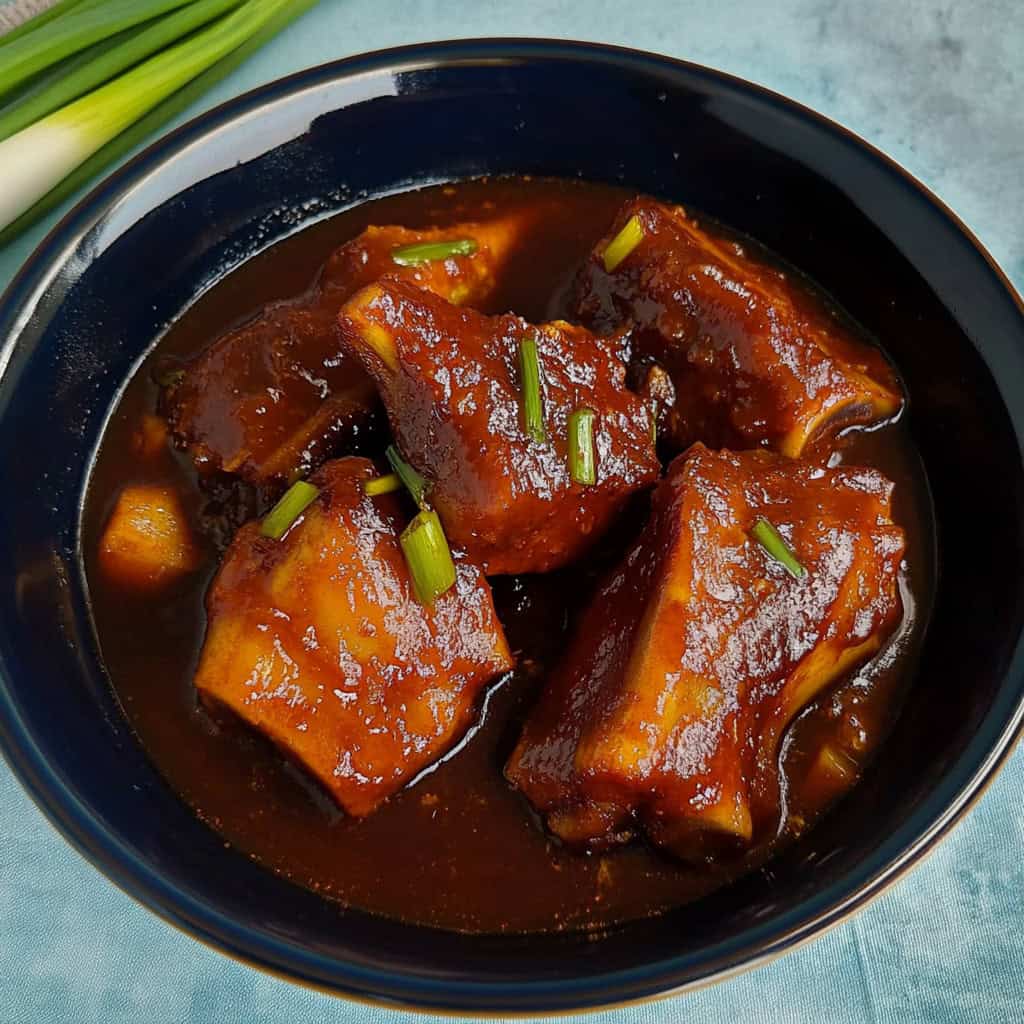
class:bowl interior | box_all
[1,43,1023,1013]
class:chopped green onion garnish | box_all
[602,214,644,272]
[518,334,547,443]
[751,517,806,580]
[400,508,457,606]
[260,480,319,540]
[363,472,403,496]
[390,238,478,267]
[386,444,430,509]
[649,401,658,446]
[568,407,597,485]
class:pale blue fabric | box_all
[1,1,1022,1020]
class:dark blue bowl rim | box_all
[1,38,1023,1014]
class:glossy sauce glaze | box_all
[193,456,513,817]
[507,444,906,858]
[82,178,935,933]
[336,278,660,574]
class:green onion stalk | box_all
[0,0,244,142]
[0,0,317,236]
[386,444,430,509]
[0,0,93,48]
[568,407,597,485]
[363,472,403,497]
[0,0,317,246]
[602,214,644,272]
[0,28,134,139]
[391,238,478,266]
[518,334,547,443]
[751,516,806,580]
[0,0,196,96]
[261,480,319,540]
[400,509,457,606]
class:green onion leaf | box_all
[0,0,318,246]
[568,407,597,485]
[386,444,430,509]
[0,0,93,48]
[518,334,547,443]
[390,238,478,267]
[0,0,318,239]
[260,480,319,540]
[400,508,457,606]
[363,472,402,496]
[0,0,242,143]
[602,214,644,272]
[751,517,806,580]
[0,27,130,143]
[0,0,198,100]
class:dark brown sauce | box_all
[81,178,935,933]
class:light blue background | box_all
[1,1,1022,1021]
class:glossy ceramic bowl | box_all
[1,40,1023,1015]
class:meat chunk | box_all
[98,484,198,589]
[167,217,525,487]
[506,445,904,859]
[166,303,370,487]
[336,280,660,575]
[575,199,903,457]
[194,457,512,817]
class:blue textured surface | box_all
[1,2,1022,1021]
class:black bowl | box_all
[1,40,1022,1015]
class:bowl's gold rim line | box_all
[2,36,1024,1018]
